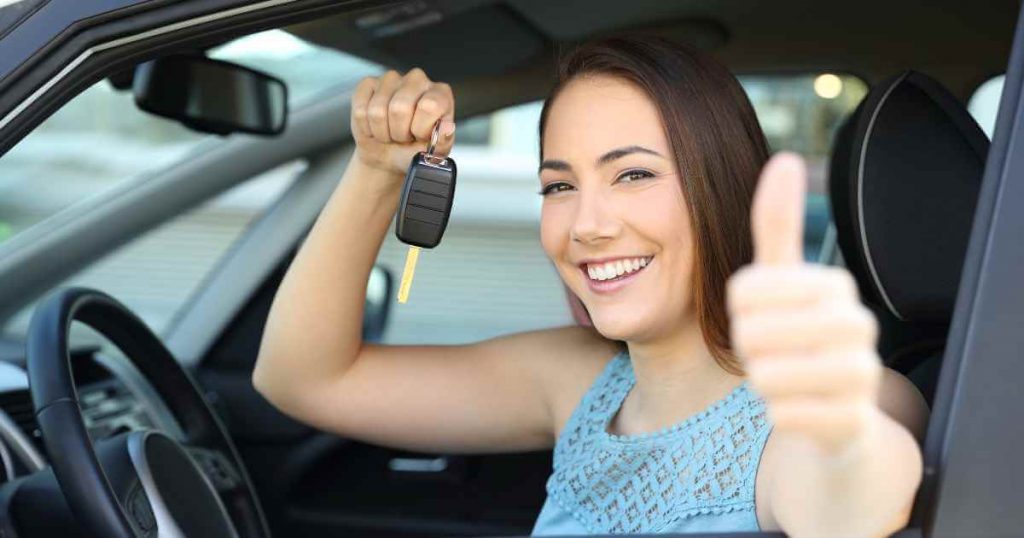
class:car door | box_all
[908,4,1024,536]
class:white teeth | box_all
[585,256,653,281]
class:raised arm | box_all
[252,68,617,454]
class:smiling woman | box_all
[254,34,925,538]
[536,46,769,376]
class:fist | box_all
[727,153,883,454]
[350,68,456,177]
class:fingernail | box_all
[442,120,456,138]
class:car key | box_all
[395,120,457,303]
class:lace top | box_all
[531,350,773,535]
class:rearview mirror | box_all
[132,55,287,136]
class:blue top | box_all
[531,350,773,535]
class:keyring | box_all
[423,118,447,167]
[426,118,441,156]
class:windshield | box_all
[0,29,381,337]
[0,29,380,247]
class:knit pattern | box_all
[546,352,772,534]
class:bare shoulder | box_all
[532,325,625,436]
[877,367,930,445]
[753,366,930,531]
[487,324,624,436]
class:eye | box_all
[615,169,656,183]
[538,182,574,196]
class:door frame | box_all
[911,3,1024,536]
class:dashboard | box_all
[0,338,184,481]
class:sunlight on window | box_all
[969,75,1004,139]
[210,29,382,105]
[211,29,315,60]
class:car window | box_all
[376,73,868,345]
[1,160,305,340]
[0,29,378,248]
[0,28,381,339]
[969,74,1005,139]
[209,29,381,105]
[739,73,868,261]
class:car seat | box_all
[828,70,989,407]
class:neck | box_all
[618,319,744,434]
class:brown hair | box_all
[540,36,770,375]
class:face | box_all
[539,74,697,342]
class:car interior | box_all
[0,0,1017,537]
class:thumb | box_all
[751,152,807,266]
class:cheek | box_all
[539,204,568,260]
[635,185,693,248]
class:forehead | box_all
[542,74,669,160]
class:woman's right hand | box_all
[350,68,456,182]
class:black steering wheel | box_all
[25,287,270,538]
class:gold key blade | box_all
[397,246,421,303]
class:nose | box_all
[570,186,620,245]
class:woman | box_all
[253,36,929,537]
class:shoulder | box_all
[752,367,929,531]
[876,367,930,444]
[502,325,624,437]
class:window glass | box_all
[0,28,379,338]
[377,74,867,344]
[0,79,205,245]
[739,74,868,261]
[2,160,304,340]
[968,74,1005,139]
[378,100,557,345]
[0,29,377,248]
[209,29,382,105]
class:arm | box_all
[253,68,616,454]
[729,153,928,538]
[757,369,928,536]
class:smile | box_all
[579,256,654,295]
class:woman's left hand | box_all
[726,152,883,455]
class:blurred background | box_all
[0,29,1005,345]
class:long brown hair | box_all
[540,36,770,375]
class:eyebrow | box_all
[538,145,666,174]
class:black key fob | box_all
[395,151,457,248]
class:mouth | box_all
[578,255,654,295]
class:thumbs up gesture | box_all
[727,152,882,454]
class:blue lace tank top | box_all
[531,350,773,535]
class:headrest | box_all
[830,71,989,324]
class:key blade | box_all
[398,246,420,303]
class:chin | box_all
[586,308,650,342]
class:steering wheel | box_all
[25,287,270,538]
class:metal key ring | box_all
[426,118,441,156]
